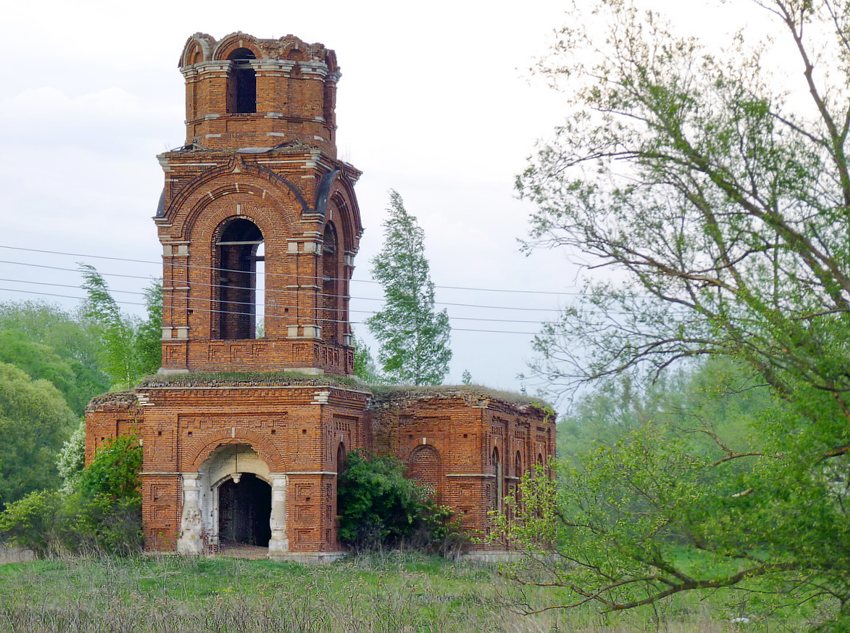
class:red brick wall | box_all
[131,384,369,551]
[179,33,339,155]
[371,394,555,546]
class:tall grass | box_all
[0,552,780,632]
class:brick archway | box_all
[186,428,284,472]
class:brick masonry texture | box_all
[84,32,556,556]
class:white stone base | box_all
[157,367,190,375]
[459,550,525,564]
[268,551,346,564]
[0,546,35,564]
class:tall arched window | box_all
[227,48,256,114]
[321,223,340,344]
[215,218,263,340]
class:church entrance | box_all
[217,473,271,547]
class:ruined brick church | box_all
[85,32,555,561]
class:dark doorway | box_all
[218,473,271,546]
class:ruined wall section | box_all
[370,390,555,544]
[179,32,340,155]
[84,393,143,464]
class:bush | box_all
[337,451,465,555]
[0,490,65,556]
[0,434,142,555]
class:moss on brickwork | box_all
[86,391,139,412]
[368,384,553,416]
[137,370,367,391]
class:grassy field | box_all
[0,552,813,632]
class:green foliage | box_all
[367,190,452,385]
[352,336,381,383]
[0,490,65,556]
[0,301,108,414]
[0,362,78,508]
[557,359,768,464]
[78,434,142,502]
[337,451,462,553]
[514,0,850,625]
[80,263,162,389]
[461,369,472,385]
[501,358,850,626]
[135,281,163,380]
[0,435,142,556]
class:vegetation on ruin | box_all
[136,369,366,390]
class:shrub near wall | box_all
[337,451,464,555]
[0,435,143,556]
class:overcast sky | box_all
[0,0,772,400]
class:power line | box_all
[0,243,587,297]
[0,276,561,327]
[0,287,542,336]
[0,258,572,315]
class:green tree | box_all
[510,0,850,625]
[80,264,162,389]
[57,420,86,494]
[352,336,381,383]
[0,301,109,414]
[367,190,452,385]
[0,362,78,508]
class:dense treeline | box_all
[0,277,157,552]
[0,265,160,513]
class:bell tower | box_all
[154,32,362,375]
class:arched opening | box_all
[408,445,441,499]
[336,442,347,473]
[178,443,282,555]
[215,218,264,340]
[218,473,271,547]
[321,222,340,344]
[227,48,257,114]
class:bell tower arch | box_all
[154,32,363,376]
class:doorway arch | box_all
[180,443,281,553]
